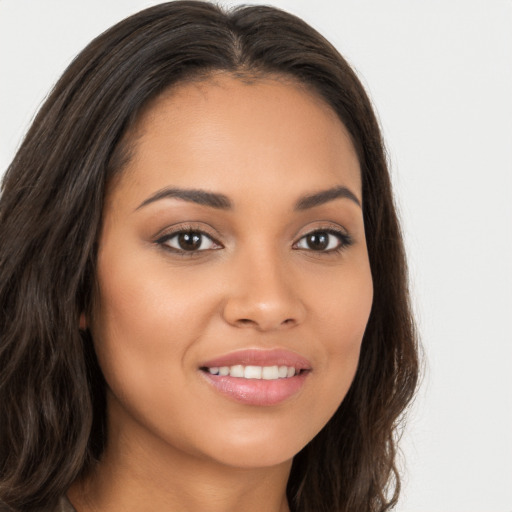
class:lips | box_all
[200,348,311,370]
[199,349,311,406]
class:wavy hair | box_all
[0,2,419,511]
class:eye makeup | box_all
[153,220,353,258]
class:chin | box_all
[194,423,314,470]
[206,445,297,470]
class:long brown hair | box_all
[0,2,419,511]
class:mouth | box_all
[199,349,311,406]
[200,364,308,380]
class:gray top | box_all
[53,496,77,512]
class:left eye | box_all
[158,231,220,252]
[294,230,348,252]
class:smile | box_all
[199,349,311,406]
[204,365,299,379]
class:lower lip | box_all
[201,371,309,406]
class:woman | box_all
[0,2,419,511]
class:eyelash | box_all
[293,228,353,254]
[155,225,353,256]
[155,225,222,256]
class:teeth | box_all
[230,364,244,378]
[262,365,278,380]
[219,366,230,376]
[207,365,300,380]
[244,365,262,379]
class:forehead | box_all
[111,73,361,205]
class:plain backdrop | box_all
[1,1,511,511]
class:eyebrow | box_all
[294,186,361,210]
[135,185,361,211]
[136,187,232,211]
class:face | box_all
[89,74,373,470]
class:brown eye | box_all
[177,232,202,251]
[294,229,352,252]
[304,232,329,251]
[157,230,220,253]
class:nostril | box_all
[234,317,297,329]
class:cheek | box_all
[89,265,206,450]
[89,253,177,403]
[92,251,209,355]
[304,258,373,417]
[311,252,373,352]
[89,250,224,414]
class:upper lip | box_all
[200,348,312,370]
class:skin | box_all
[70,74,373,512]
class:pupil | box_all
[308,232,328,250]
[178,232,201,250]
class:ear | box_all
[79,312,87,331]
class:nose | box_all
[221,249,306,332]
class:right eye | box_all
[156,230,221,253]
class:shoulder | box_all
[44,496,77,512]
[52,496,77,512]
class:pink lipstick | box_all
[199,349,311,406]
